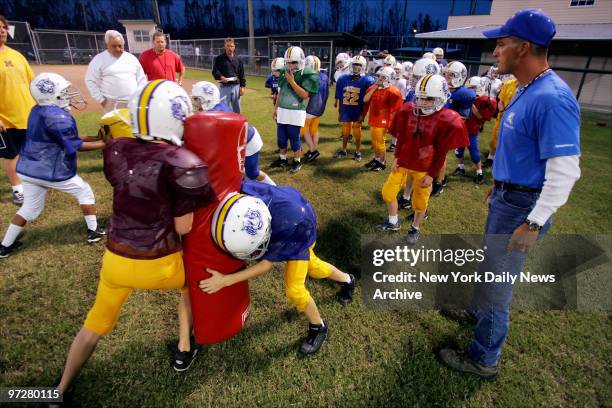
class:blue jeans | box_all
[219,83,241,113]
[468,187,551,367]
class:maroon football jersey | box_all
[103,138,214,259]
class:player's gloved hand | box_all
[199,268,229,293]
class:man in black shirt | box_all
[212,38,246,113]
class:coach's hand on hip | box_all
[507,222,538,252]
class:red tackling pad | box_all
[183,111,249,345]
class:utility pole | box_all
[248,0,255,73]
[152,0,161,27]
[305,0,309,33]
[80,0,89,31]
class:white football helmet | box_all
[414,74,449,116]
[410,58,440,88]
[433,47,444,59]
[191,81,220,112]
[401,61,414,80]
[466,76,483,95]
[284,46,306,73]
[392,61,404,78]
[376,66,395,88]
[383,55,396,67]
[444,61,468,88]
[350,55,367,76]
[486,65,499,79]
[270,57,285,71]
[129,80,192,146]
[335,52,350,70]
[422,52,436,60]
[30,72,86,111]
[211,193,272,261]
[305,55,321,71]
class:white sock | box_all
[84,215,97,231]
[2,224,24,247]
[488,153,494,160]
[402,194,411,200]
[411,224,420,230]
[389,215,398,224]
[280,154,287,160]
[458,163,465,170]
[476,169,483,175]
[12,184,23,194]
[344,274,353,284]
[261,174,276,186]
[294,158,301,163]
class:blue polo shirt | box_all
[493,71,580,189]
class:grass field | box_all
[0,68,610,407]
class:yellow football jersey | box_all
[98,108,134,139]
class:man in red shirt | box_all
[139,31,185,84]
[376,74,468,244]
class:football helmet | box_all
[466,76,483,95]
[350,55,367,76]
[422,52,436,60]
[191,81,220,112]
[211,193,272,261]
[270,57,285,71]
[401,61,414,80]
[383,55,396,67]
[433,47,444,59]
[129,80,192,146]
[376,66,395,88]
[284,46,306,73]
[30,72,86,111]
[444,61,468,88]
[305,55,321,71]
[410,58,440,88]
[392,61,404,78]
[335,52,350,70]
[414,74,449,116]
[486,65,499,79]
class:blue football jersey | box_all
[446,87,476,119]
[335,74,376,122]
[265,74,280,95]
[241,180,317,262]
[306,71,330,117]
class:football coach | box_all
[439,9,581,379]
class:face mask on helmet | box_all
[211,193,272,261]
[129,80,193,146]
[191,81,220,111]
[30,72,87,111]
[413,74,449,116]
[335,53,350,70]
[284,46,305,73]
[350,56,366,76]
[444,61,468,88]
[377,67,395,88]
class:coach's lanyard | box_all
[500,68,552,113]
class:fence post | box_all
[576,55,592,102]
[26,22,41,65]
[65,32,74,64]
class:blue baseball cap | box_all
[483,9,556,48]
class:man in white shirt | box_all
[85,30,146,112]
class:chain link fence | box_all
[32,29,106,65]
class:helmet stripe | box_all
[137,80,165,136]
[420,74,433,92]
[215,193,245,252]
[287,47,292,59]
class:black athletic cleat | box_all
[369,160,386,172]
[270,157,289,168]
[474,173,485,185]
[386,143,396,153]
[452,167,466,177]
[441,177,448,187]
[397,196,412,209]
[289,160,302,174]
[333,149,348,159]
[0,241,23,259]
[406,226,420,245]
[173,340,202,372]
[47,374,75,408]
[87,227,106,244]
[303,150,320,163]
[438,348,498,380]
[353,151,362,162]
[375,219,401,231]
[299,322,328,355]
[482,158,494,168]
[430,181,444,197]
[336,274,356,306]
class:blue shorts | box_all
[277,123,301,151]
[245,152,260,180]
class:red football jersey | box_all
[465,96,498,135]
[389,102,468,177]
[362,85,403,129]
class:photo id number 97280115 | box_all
[0,387,62,402]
